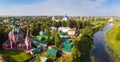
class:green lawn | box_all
[106,23,120,59]
[0,48,32,62]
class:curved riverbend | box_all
[91,23,114,62]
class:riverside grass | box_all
[106,23,120,60]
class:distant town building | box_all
[52,16,59,22]
[52,16,55,21]
[108,17,114,22]
[79,16,83,20]
[3,19,9,23]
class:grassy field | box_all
[0,48,32,62]
[106,22,120,61]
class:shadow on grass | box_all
[0,48,21,55]
[0,48,21,62]
[1,55,17,62]
[0,47,31,62]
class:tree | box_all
[54,31,61,49]
[0,23,12,46]
[66,20,71,27]
[45,26,51,36]
[51,30,56,37]
[72,46,81,62]
[52,21,57,27]
[61,21,66,27]
[76,21,81,29]
[82,26,93,38]
[40,23,46,31]
[78,26,94,62]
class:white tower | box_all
[52,16,55,21]
[25,24,31,50]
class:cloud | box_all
[1,0,120,16]
[0,8,8,15]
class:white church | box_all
[62,14,69,21]
[52,14,69,22]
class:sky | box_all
[0,0,120,16]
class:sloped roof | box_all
[35,34,53,40]
[41,41,48,44]
[31,46,42,54]
[62,44,72,52]
[62,39,72,52]
[33,39,48,45]
[33,43,41,48]
[46,49,58,56]
[60,32,68,35]
[61,39,71,43]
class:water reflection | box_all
[91,23,114,62]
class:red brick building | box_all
[3,27,32,50]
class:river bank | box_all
[91,23,114,62]
[106,23,120,62]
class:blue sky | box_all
[0,0,45,5]
[0,0,120,16]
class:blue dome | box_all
[64,14,68,18]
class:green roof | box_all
[65,39,71,44]
[60,32,68,35]
[31,46,42,54]
[36,36,43,40]
[35,34,53,40]
[50,37,53,40]
[33,39,48,45]
[33,43,41,48]
[62,39,72,52]
[61,38,66,43]
[39,41,48,44]
[46,49,58,56]
[61,39,71,43]
[62,44,72,52]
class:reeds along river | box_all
[91,23,114,62]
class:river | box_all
[91,23,114,62]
